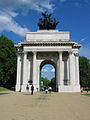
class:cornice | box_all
[15,40,81,49]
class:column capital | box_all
[68,51,73,55]
[23,51,27,54]
[32,51,37,55]
[58,51,63,54]
[74,53,79,57]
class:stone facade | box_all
[16,30,81,92]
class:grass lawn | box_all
[0,87,10,91]
[0,93,9,95]
[83,93,90,96]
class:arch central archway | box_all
[40,59,56,91]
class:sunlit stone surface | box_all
[16,30,81,92]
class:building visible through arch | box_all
[16,30,81,92]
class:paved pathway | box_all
[0,91,90,120]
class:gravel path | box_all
[0,91,90,120]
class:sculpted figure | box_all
[53,18,59,29]
[37,18,43,29]
[38,11,59,30]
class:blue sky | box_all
[0,0,90,80]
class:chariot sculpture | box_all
[38,11,59,30]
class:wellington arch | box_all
[16,12,81,93]
[16,29,81,92]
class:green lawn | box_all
[0,87,10,91]
[83,93,90,96]
[0,93,9,95]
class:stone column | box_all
[56,59,59,91]
[32,51,37,91]
[69,52,74,85]
[75,53,80,85]
[72,53,76,85]
[22,52,27,85]
[58,52,63,92]
[16,53,21,91]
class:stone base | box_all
[58,85,80,92]
[16,84,80,93]
[21,84,39,92]
[16,84,21,92]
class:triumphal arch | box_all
[16,12,81,92]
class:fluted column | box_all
[16,53,21,91]
[75,53,80,85]
[72,53,76,85]
[32,51,37,86]
[59,52,63,85]
[56,59,59,91]
[22,52,27,85]
[69,52,73,85]
[16,54,21,84]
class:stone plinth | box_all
[26,30,70,41]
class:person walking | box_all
[49,86,52,93]
[81,87,83,94]
[31,85,34,95]
[86,87,89,93]
[26,84,29,94]
[45,87,48,94]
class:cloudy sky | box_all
[0,0,90,80]
[41,64,55,80]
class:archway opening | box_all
[40,60,56,92]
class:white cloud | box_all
[80,37,87,42]
[42,69,48,72]
[0,0,55,36]
[50,68,55,72]
[42,67,50,72]
[79,47,90,59]
[0,0,54,13]
[0,11,29,37]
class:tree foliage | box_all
[41,77,50,86]
[0,35,17,89]
[49,77,56,88]
[79,56,90,87]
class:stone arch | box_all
[40,59,56,70]
[39,59,56,91]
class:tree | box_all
[41,77,50,86]
[49,77,56,88]
[79,56,90,87]
[0,35,17,89]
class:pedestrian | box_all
[31,85,34,95]
[45,87,48,94]
[81,87,83,94]
[26,84,29,94]
[42,86,44,91]
[86,87,89,93]
[49,86,52,93]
